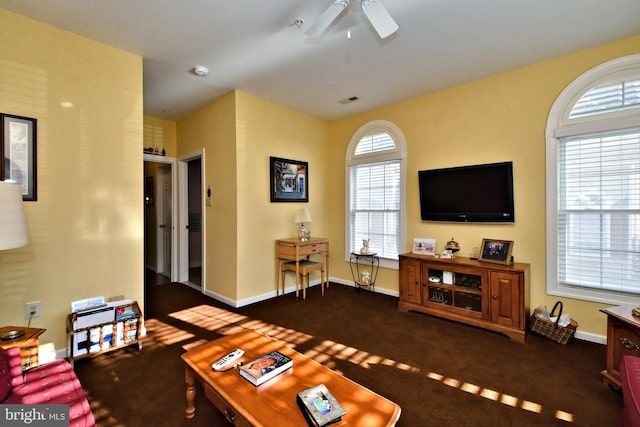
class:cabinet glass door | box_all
[453,272,482,313]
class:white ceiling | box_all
[1,0,639,121]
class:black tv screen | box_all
[418,161,514,223]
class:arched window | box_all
[346,120,406,269]
[546,54,640,304]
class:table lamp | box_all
[0,181,28,250]
[0,181,28,341]
[294,208,312,241]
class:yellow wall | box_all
[327,34,640,338]
[176,91,329,301]
[0,9,144,352]
[177,92,239,299]
[234,92,329,301]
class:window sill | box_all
[548,283,640,306]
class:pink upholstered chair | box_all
[0,346,95,427]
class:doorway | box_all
[178,149,205,290]
[187,158,202,287]
[143,156,178,282]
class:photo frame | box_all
[413,238,436,256]
[270,156,308,202]
[479,239,514,265]
[1,113,37,201]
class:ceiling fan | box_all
[305,0,399,39]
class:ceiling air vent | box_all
[338,96,360,105]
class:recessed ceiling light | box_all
[192,66,209,77]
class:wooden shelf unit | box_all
[399,253,530,343]
[66,301,142,365]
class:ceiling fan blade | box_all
[305,0,349,37]
[361,0,398,39]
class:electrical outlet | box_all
[25,301,42,319]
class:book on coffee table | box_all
[238,350,293,386]
[296,384,346,427]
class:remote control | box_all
[212,349,244,371]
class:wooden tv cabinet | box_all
[398,253,530,343]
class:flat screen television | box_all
[418,161,514,223]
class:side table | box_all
[349,252,380,294]
[0,326,46,370]
[275,237,330,299]
[601,305,640,389]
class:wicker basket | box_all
[530,301,578,345]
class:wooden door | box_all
[490,271,521,328]
[399,257,421,304]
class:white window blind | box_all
[569,79,640,118]
[354,132,396,155]
[557,130,640,294]
[349,160,401,259]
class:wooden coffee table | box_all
[181,329,401,426]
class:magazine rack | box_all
[66,301,142,366]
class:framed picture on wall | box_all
[270,156,308,202]
[479,238,514,265]
[1,113,37,201]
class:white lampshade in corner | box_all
[0,181,28,250]
[294,208,312,224]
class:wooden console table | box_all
[181,329,401,426]
[0,326,46,370]
[601,304,640,389]
[275,237,329,299]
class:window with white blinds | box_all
[557,131,640,294]
[547,54,640,304]
[346,122,406,266]
[349,160,400,259]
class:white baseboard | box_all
[198,276,398,308]
[574,330,606,345]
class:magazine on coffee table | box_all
[296,383,346,427]
[238,350,292,386]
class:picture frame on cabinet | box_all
[270,156,308,202]
[413,238,436,256]
[479,238,513,265]
[1,113,37,201]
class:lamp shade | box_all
[294,208,312,224]
[0,181,28,250]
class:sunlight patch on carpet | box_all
[144,318,195,347]
[169,304,249,331]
